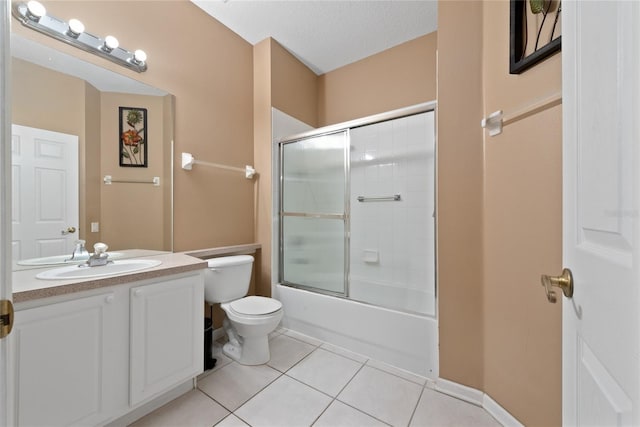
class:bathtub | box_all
[275,284,439,379]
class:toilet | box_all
[204,255,283,365]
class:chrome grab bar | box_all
[357,194,401,202]
[103,175,160,186]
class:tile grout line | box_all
[318,343,370,364]
[364,362,428,387]
[198,361,286,416]
[281,329,429,387]
[282,331,324,348]
[265,332,321,374]
[304,361,394,427]
[204,329,428,427]
[203,331,317,424]
[327,361,393,427]
[222,337,319,425]
[406,383,427,427]
[230,410,253,427]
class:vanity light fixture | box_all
[131,49,147,66]
[66,18,84,38]
[12,1,148,73]
[25,0,45,21]
[102,35,119,53]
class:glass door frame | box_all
[278,128,351,297]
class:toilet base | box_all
[222,335,271,365]
[222,341,242,362]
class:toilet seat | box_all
[227,296,282,317]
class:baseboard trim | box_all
[212,326,225,341]
[435,378,484,405]
[483,393,525,427]
[436,378,524,427]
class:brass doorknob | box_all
[61,226,76,235]
[541,268,574,303]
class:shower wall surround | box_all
[350,112,435,315]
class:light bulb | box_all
[67,18,85,37]
[26,0,46,21]
[102,35,119,52]
[133,49,147,64]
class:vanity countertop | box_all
[12,252,207,304]
[12,243,261,304]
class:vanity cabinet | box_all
[10,292,121,427]
[130,275,204,405]
[10,271,204,426]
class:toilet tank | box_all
[204,255,254,303]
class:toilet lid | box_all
[229,296,282,315]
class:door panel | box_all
[282,216,345,294]
[282,132,347,215]
[11,125,78,261]
[280,130,348,296]
[563,1,639,425]
[577,338,632,426]
[0,4,11,426]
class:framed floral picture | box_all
[119,106,148,167]
[510,0,561,74]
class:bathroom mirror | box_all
[10,34,174,269]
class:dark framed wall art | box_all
[510,0,562,74]
[119,106,148,167]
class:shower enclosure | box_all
[279,107,436,317]
[274,103,438,377]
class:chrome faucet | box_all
[66,239,90,262]
[83,242,112,267]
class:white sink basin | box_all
[18,252,125,266]
[36,259,162,280]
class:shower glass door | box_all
[279,130,348,296]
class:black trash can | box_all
[204,318,216,370]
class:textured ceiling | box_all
[191,0,438,75]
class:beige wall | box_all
[481,1,562,425]
[318,32,437,126]
[438,1,562,425]
[253,39,274,297]
[271,40,319,128]
[11,59,85,136]
[83,83,102,248]
[12,1,256,253]
[436,1,485,390]
[162,95,175,251]
[99,93,167,251]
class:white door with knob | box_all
[562,1,639,425]
[11,125,79,261]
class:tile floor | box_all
[130,329,501,427]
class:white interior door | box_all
[11,125,79,261]
[1,2,12,426]
[562,1,639,425]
